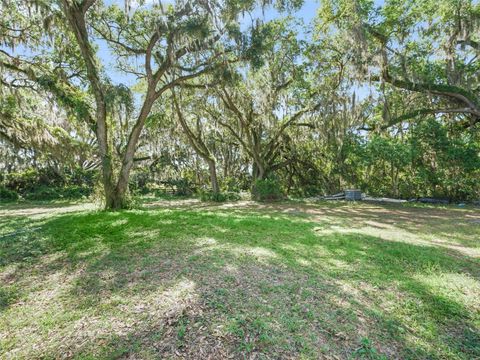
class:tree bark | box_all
[207,159,220,194]
[114,94,156,206]
[61,1,117,210]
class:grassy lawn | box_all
[0,199,479,359]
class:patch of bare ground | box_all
[0,202,94,219]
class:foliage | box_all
[1,0,480,204]
[163,179,195,196]
[331,120,480,200]
[23,186,61,201]
[199,190,241,202]
[59,185,92,199]
[22,185,91,201]
[128,168,153,195]
[252,178,284,202]
[0,186,18,202]
[2,168,94,201]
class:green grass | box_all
[0,199,479,359]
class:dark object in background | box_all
[345,189,362,201]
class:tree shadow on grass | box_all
[146,199,480,249]
[215,201,480,259]
[1,207,479,358]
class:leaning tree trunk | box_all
[61,2,121,210]
[103,95,156,210]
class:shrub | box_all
[129,168,151,194]
[252,178,283,202]
[0,186,19,202]
[60,185,91,199]
[3,167,95,201]
[200,190,226,202]
[24,186,60,201]
[5,169,42,194]
[161,178,194,196]
[172,179,195,196]
[64,167,96,187]
[223,176,242,192]
[225,191,241,201]
[200,190,240,202]
[16,185,91,201]
[5,167,95,197]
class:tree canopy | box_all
[1,0,479,207]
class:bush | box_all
[223,176,242,192]
[172,179,195,196]
[225,191,241,201]
[160,178,195,196]
[17,185,91,201]
[252,178,284,202]
[0,186,19,202]
[24,186,60,201]
[5,167,95,197]
[60,185,91,199]
[64,167,96,187]
[129,168,151,194]
[3,167,95,201]
[200,190,241,202]
[5,169,44,194]
[200,190,225,202]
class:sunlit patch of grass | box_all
[0,200,479,359]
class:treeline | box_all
[1,0,479,207]
[3,116,478,203]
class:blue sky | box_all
[99,0,387,86]
[96,0,386,106]
[98,0,322,86]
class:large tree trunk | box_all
[207,158,220,194]
[61,1,119,210]
[251,160,267,199]
[252,161,266,181]
[109,95,156,209]
[104,181,125,210]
